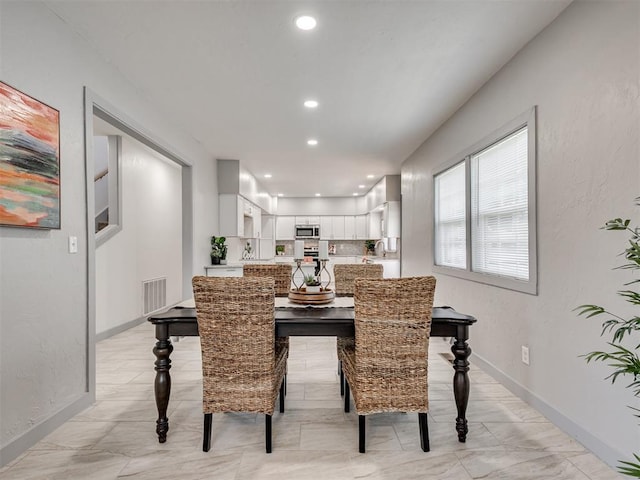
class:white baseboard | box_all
[471,352,629,469]
[0,393,93,467]
[95,316,146,342]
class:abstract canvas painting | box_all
[0,81,60,229]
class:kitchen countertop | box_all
[204,264,243,269]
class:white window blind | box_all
[434,162,466,268]
[471,127,529,280]
[432,108,536,294]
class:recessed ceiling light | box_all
[264,174,272,178]
[315,193,321,197]
[307,139,318,146]
[295,15,317,30]
[277,193,283,197]
[352,193,358,196]
[358,184,365,189]
[303,99,318,109]
[367,174,374,179]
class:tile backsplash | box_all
[275,240,399,258]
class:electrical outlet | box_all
[521,345,530,365]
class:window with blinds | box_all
[434,162,466,268]
[433,108,536,294]
[471,127,528,280]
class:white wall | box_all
[277,196,365,216]
[0,2,217,465]
[401,1,639,466]
[95,138,183,336]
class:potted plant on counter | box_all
[304,274,321,293]
[210,236,227,265]
[365,240,376,255]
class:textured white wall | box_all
[95,139,183,335]
[0,2,216,462]
[402,1,639,465]
[277,196,364,216]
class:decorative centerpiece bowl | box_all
[288,287,335,305]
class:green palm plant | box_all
[575,198,640,478]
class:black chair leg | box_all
[419,412,430,452]
[265,414,272,453]
[339,361,344,396]
[203,413,212,452]
[279,379,285,413]
[344,380,350,412]
[359,415,366,453]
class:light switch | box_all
[68,236,78,254]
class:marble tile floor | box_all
[0,323,624,480]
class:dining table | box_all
[147,297,477,445]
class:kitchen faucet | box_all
[374,239,386,257]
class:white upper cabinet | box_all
[295,216,320,225]
[276,216,295,240]
[355,215,367,239]
[331,216,346,239]
[368,212,382,239]
[219,194,265,238]
[320,216,333,239]
[344,216,356,239]
[261,215,274,239]
[383,201,401,238]
[251,207,261,238]
[219,194,245,237]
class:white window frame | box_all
[433,107,537,295]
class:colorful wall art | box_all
[0,81,60,229]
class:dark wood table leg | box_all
[451,324,471,442]
[152,324,173,443]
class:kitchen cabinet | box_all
[276,216,295,240]
[355,215,368,239]
[320,216,345,240]
[344,216,356,239]
[219,194,244,237]
[320,217,333,239]
[204,265,243,277]
[377,259,400,278]
[219,195,262,238]
[332,216,345,239]
[248,207,261,238]
[383,201,401,238]
[295,216,320,225]
[342,216,367,239]
[260,215,275,258]
[342,215,369,240]
[368,212,382,239]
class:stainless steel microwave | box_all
[295,225,320,239]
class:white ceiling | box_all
[46,1,571,198]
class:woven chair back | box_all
[352,276,436,414]
[334,263,383,296]
[243,264,291,296]
[192,275,278,414]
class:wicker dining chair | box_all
[243,263,292,355]
[243,264,292,296]
[338,276,436,453]
[333,263,384,396]
[192,276,288,454]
